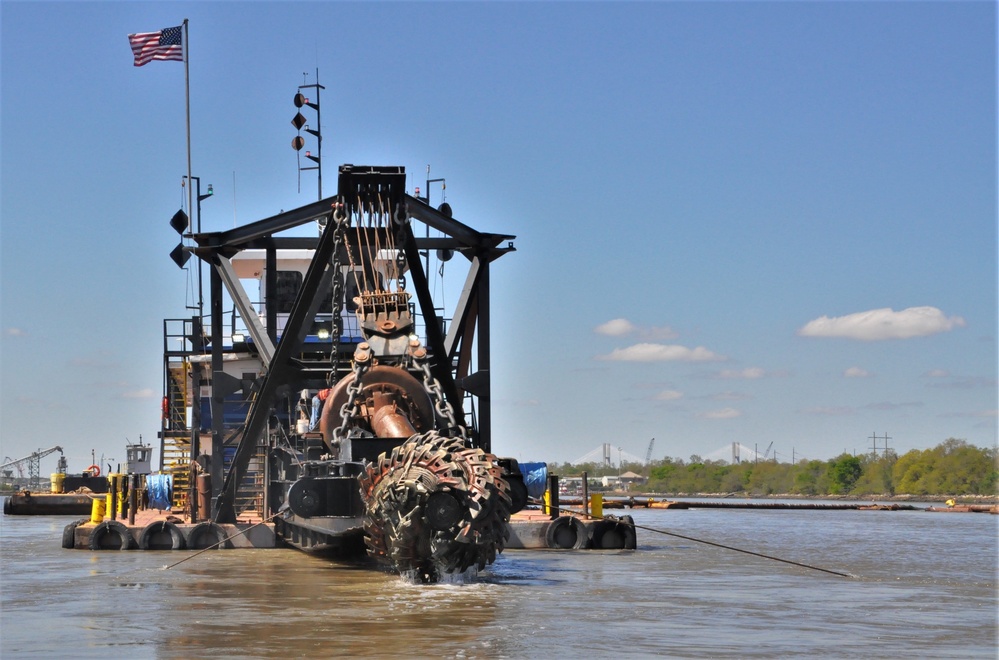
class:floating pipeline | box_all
[556,498,924,511]
[925,504,998,514]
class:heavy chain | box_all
[334,345,372,445]
[412,345,466,441]
[328,203,348,387]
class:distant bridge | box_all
[571,443,648,466]
[569,441,795,467]
[704,442,756,464]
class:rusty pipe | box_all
[370,391,417,438]
[320,365,434,447]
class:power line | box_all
[869,432,892,459]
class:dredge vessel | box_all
[160,165,527,581]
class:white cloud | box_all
[594,318,677,340]
[595,318,636,336]
[844,366,870,378]
[798,306,966,341]
[597,343,725,362]
[653,389,683,401]
[718,367,766,379]
[5,327,25,337]
[923,369,950,378]
[699,407,741,419]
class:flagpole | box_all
[183,18,193,251]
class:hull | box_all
[4,492,95,516]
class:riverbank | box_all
[598,491,999,504]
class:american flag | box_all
[128,26,183,66]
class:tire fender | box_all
[545,516,588,549]
[589,518,637,550]
[62,518,89,549]
[138,520,187,550]
[89,520,135,550]
[186,522,231,550]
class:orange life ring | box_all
[86,464,101,477]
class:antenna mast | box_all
[292,68,325,200]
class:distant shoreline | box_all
[3,488,995,504]
[598,491,999,504]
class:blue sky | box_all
[1,1,996,474]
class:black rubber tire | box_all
[62,518,89,549]
[89,520,135,550]
[138,520,187,550]
[545,516,588,549]
[507,477,529,515]
[589,519,637,550]
[186,522,230,550]
[620,515,637,549]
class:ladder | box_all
[161,362,191,511]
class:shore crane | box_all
[0,446,65,491]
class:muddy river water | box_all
[2,499,996,658]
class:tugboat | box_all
[161,164,526,581]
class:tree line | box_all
[549,438,997,497]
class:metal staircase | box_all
[161,363,191,510]
[160,318,203,512]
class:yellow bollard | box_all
[591,493,603,519]
[90,497,106,524]
[109,473,125,516]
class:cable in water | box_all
[538,500,854,579]
[162,508,287,570]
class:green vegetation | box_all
[549,438,998,497]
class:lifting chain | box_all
[411,344,466,441]
[328,202,349,387]
[333,345,372,447]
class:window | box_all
[272,271,302,313]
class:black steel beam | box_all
[445,256,483,359]
[476,259,492,454]
[209,263,225,515]
[403,194,514,249]
[196,233,497,254]
[266,244,277,344]
[194,196,337,249]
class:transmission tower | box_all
[869,432,892,459]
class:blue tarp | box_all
[146,473,173,511]
[519,462,548,499]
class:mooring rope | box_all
[162,509,287,570]
[535,500,854,579]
